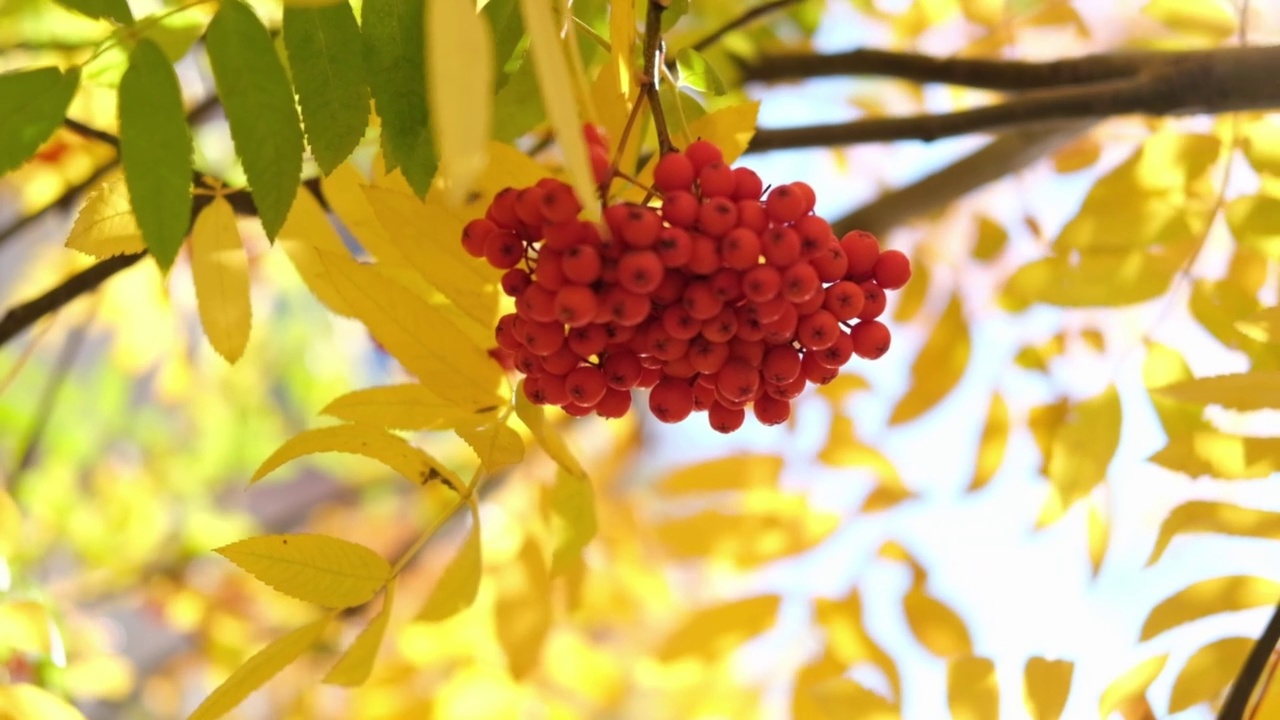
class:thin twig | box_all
[642,0,675,154]
[1220,600,1280,719]
[63,118,121,148]
[682,0,803,57]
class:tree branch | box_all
[682,0,804,58]
[643,0,675,154]
[1219,599,1280,719]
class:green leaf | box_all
[118,40,191,271]
[207,0,304,239]
[674,47,726,95]
[491,61,543,142]
[660,0,689,32]
[54,0,133,24]
[284,4,370,175]
[0,66,81,177]
[484,0,525,86]
[362,0,435,196]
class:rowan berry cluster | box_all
[461,129,910,433]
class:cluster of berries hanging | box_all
[461,127,910,433]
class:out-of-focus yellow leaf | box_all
[1140,576,1280,641]
[1016,335,1064,372]
[809,677,898,719]
[187,616,329,720]
[1227,246,1268,296]
[968,393,1008,491]
[1003,240,1197,310]
[890,293,970,424]
[1244,118,1280,177]
[1250,653,1280,719]
[0,489,19,558]
[1143,0,1237,42]
[1099,654,1167,719]
[190,196,251,363]
[457,417,525,473]
[320,162,407,265]
[609,0,635,96]
[1029,399,1069,465]
[428,0,494,203]
[1088,497,1108,578]
[544,468,597,576]
[323,579,396,686]
[1144,342,1199,434]
[816,374,870,408]
[1238,305,1280,343]
[1189,279,1275,362]
[813,590,901,700]
[1151,430,1280,480]
[252,424,462,489]
[1053,135,1101,174]
[216,533,390,608]
[1038,386,1120,527]
[64,172,146,258]
[654,454,783,494]
[1155,371,1280,411]
[973,215,1007,260]
[0,601,51,655]
[1149,501,1280,566]
[948,656,998,720]
[1168,637,1252,713]
[891,251,928,322]
[418,498,482,621]
[321,384,503,430]
[652,500,838,568]
[904,584,972,659]
[592,55,639,187]
[1024,657,1073,720]
[516,386,586,478]
[518,0,598,219]
[821,415,912,511]
[495,536,551,678]
[657,595,780,662]
[276,187,356,316]
[1226,194,1280,257]
[0,684,88,720]
[60,655,135,702]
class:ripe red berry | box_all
[534,250,567,290]
[562,243,602,284]
[649,377,695,423]
[850,320,891,359]
[515,187,546,227]
[462,218,497,257]
[857,281,887,321]
[796,309,840,350]
[656,227,693,267]
[542,219,586,250]
[487,188,521,228]
[716,358,760,403]
[781,261,821,303]
[684,140,723,171]
[603,350,643,389]
[583,123,609,150]
[761,227,802,267]
[565,365,608,405]
[709,268,744,303]
[762,344,802,384]
[661,191,700,228]
[701,308,738,342]
[688,336,730,374]
[501,268,531,297]
[728,337,766,367]
[765,185,805,224]
[767,374,806,400]
[595,387,632,418]
[697,161,735,198]
[795,215,833,258]
[522,320,566,355]
[663,355,698,379]
[517,283,557,323]
[654,152,696,192]
[495,313,522,352]
[618,205,662,248]
[873,249,911,290]
[753,394,791,426]
[682,280,724,320]
[636,365,663,389]
[692,381,718,411]
[721,227,761,270]
[652,269,689,306]
[601,286,652,326]
[539,373,571,406]
[590,145,611,185]
[736,200,768,233]
[790,182,816,214]
[617,250,665,294]
[823,280,866,321]
[731,167,764,200]
[538,180,582,223]
[697,197,739,238]
[742,265,781,303]
[686,234,721,275]
[661,304,702,340]
[709,402,746,433]
[800,351,838,384]
[811,242,849,282]
[567,323,609,358]
[814,331,854,367]
[484,230,524,269]
[645,327,689,361]
[542,345,581,375]
[841,230,881,281]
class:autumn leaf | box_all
[0,683,90,720]
[652,500,837,567]
[657,595,781,662]
[1154,370,1280,411]
[1168,637,1252,713]
[252,424,462,489]
[1099,654,1167,720]
[1088,497,1109,578]
[275,189,357,317]
[217,534,389,608]
[321,384,502,431]
[457,417,525,473]
[1024,657,1073,720]
[495,536,551,678]
[1038,386,1120,527]
[418,498,482,622]
[654,454,783,494]
[903,583,972,659]
[544,468,597,576]
[808,677,897,719]
[1140,575,1280,641]
[515,385,587,479]
[1149,501,1280,566]
[428,0,494,203]
[968,392,1008,491]
[187,616,329,720]
[948,656,998,720]
[890,293,970,424]
[813,590,902,700]
[64,172,146,258]
[323,579,396,686]
[189,197,251,363]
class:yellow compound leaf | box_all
[948,656,998,720]
[323,579,396,686]
[1038,386,1120,527]
[495,536,551,678]
[657,595,781,662]
[216,534,390,608]
[1140,576,1280,642]
[515,385,586,478]
[544,467,597,576]
[813,591,902,700]
[1143,0,1237,42]
[252,424,463,489]
[903,584,972,659]
[1149,502,1280,566]
[190,196,251,363]
[427,0,494,204]
[320,162,407,265]
[64,172,146,258]
[1024,657,1073,720]
[1099,654,1167,719]
[418,498,481,622]
[0,684,89,720]
[973,215,1007,260]
[1168,637,1252,714]
[321,384,502,431]
[1155,371,1280,411]
[187,616,329,720]
[276,187,356,317]
[654,454,783,494]
[968,392,1008,491]
[457,417,525,473]
[1088,497,1109,578]
[518,0,598,219]
[890,293,969,425]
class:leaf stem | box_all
[387,468,481,580]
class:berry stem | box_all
[605,89,651,199]
[642,0,676,156]
[611,168,662,197]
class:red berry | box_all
[617,250,665,294]
[603,350,643,389]
[540,184,582,224]
[562,402,596,417]
[495,313,522,352]
[565,365,608,406]
[646,327,690,361]
[841,230,880,280]
[662,191,699,228]
[701,308,738,342]
[534,250,567,290]
[753,395,791,426]
[583,123,609,150]
[649,377,695,423]
[543,219,586,251]
[795,215,833,258]
[716,358,760,403]
[761,302,799,344]
[517,283,557,322]
[790,182,816,214]
[709,402,746,433]
[462,218,497,257]
[793,287,826,315]
[813,331,854,367]
[663,355,698,379]
[697,162,735,198]
[731,167,764,200]
[655,152,696,192]
[709,268,744,303]
[781,262,821,303]
[811,242,849,282]
[515,187,546,227]
[697,197,739,238]
[562,243,602,284]
[618,205,662,248]
[522,321,566,355]
[762,345,802,384]
[661,304,702,340]
[767,375,806,400]
[484,230,524,269]
[765,185,805,224]
[686,234,721,275]
[684,140,723,171]
[688,336,730,374]
[602,286,652,326]
[590,145,611,185]
[796,309,840,350]
[761,227,801,267]
[850,320,891,359]
[857,281,887,321]
[539,373,571,406]
[742,265,781,303]
[801,351,838,384]
[682,280,724,320]
[596,387,632,418]
[567,323,609,358]
[636,365,663,389]
[656,227,693,267]
[823,280,866,321]
[736,200,768,232]
[721,227,761,270]
[542,345,581,375]
[873,249,912,290]
[501,268,531,297]
[487,188,521,228]
[652,269,689,306]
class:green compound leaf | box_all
[118,40,192,272]
[55,0,133,23]
[283,3,370,175]
[362,0,435,196]
[0,67,81,177]
[207,0,304,239]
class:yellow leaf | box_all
[608,0,635,96]
[0,684,88,720]
[813,590,902,700]
[1140,576,1280,641]
[276,187,356,317]
[1015,335,1064,372]
[1249,653,1280,719]
[903,584,972,659]
[0,601,52,655]
[657,595,781,662]
[1150,502,1280,566]
[1151,431,1280,480]
[515,385,586,478]
[809,677,898,719]
[1024,657,1073,720]
[1143,0,1237,41]
[495,536,551,678]
[216,533,390,608]
[190,196,251,363]
[323,579,396,686]
[1155,371,1280,411]
[187,616,329,720]
[591,57,638,187]
[65,172,146,258]
[1002,241,1197,309]
[0,489,19,558]
[654,454,783,494]
[890,251,928,322]
[544,467,597,576]
[1244,118,1280,177]
[633,102,761,197]
[321,384,502,430]
[1168,637,1252,713]
[1099,654,1167,719]
[948,656,998,720]
[418,498,482,621]
[252,424,463,489]
[320,162,407,265]
[820,416,910,512]
[973,215,1007,260]
[1088,497,1108,578]
[1052,135,1101,174]
[302,247,506,405]
[457,417,525,473]
[428,0,494,203]
[1237,305,1280,343]
[518,0,599,219]
[890,293,969,424]
[968,392,1008,491]
[1038,386,1120,527]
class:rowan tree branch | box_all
[1219,599,1280,719]
[683,0,804,57]
[643,0,675,154]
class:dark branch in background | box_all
[63,117,121,148]
[1219,607,1280,718]
[642,0,674,154]
[683,0,803,57]
[746,45,1280,152]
